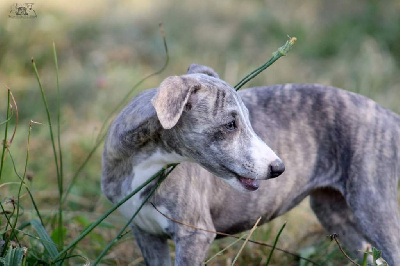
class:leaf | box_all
[74,215,114,229]
[372,247,382,261]
[29,220,58,260]
[50,227,66,248]
[98,221,115,229]
[73,215,91,227]
[1,246,26,266]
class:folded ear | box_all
[187,64,220,79]
[151,76,200,129]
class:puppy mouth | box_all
[237,176,259,191]
[218,164,260,191]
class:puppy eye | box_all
[225,120,236,131]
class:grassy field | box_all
[0,0,399,265]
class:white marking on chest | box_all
[118,150,185,235]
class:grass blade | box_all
[9,98,29,247]
[30,219,59,261]
[31,58,61,184]
[0,116,13,126]
[7,144,44,226]
[0,89,11,183]
[93,164,177,265]
[361,245,370,266]
[53,41,65,251]
[204,234,247,264]
[52,163,177,262]
[0,201,13,230]
[0,89,11,257]
[231,217,262,265]
[7,90,18,145]
[265,221,287,265]
[1,246,26,266]
[32,55,65,252]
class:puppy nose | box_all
[269,159,285,178]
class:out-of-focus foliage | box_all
[0,0,399,264]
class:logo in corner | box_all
[9,3,37,19]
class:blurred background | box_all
[0,0,399,265]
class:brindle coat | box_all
[102,64,400,265]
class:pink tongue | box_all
[238,177,260,191]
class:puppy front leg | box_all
[174,230,216,266]
[132,227,172,266]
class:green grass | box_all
[1,0,400,265]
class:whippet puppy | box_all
[102,64,400,265]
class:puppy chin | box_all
[224,177,259,192]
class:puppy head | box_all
[151,64,284,191]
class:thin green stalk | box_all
[53,42,64,250]
[13,228,53,244]
[0,89,11,182]
[361,246,370,266]
[0,89,11,257]
[31,59,61,187]
[234,37,297,91]
[52,164,177,262]
[0,201,13,230]
[0,116,13,126]
[32,57,65,253]
[9,120,35,241]
[53,43,63,190]
[0,201,14,257]
[265,222,287,265]
[7,144,44,226]
[62,23,169,204]
[93,165,177,265]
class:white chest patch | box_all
[118,150,184,235]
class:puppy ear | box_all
[187,64,220,79]
[151,76,200,129]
